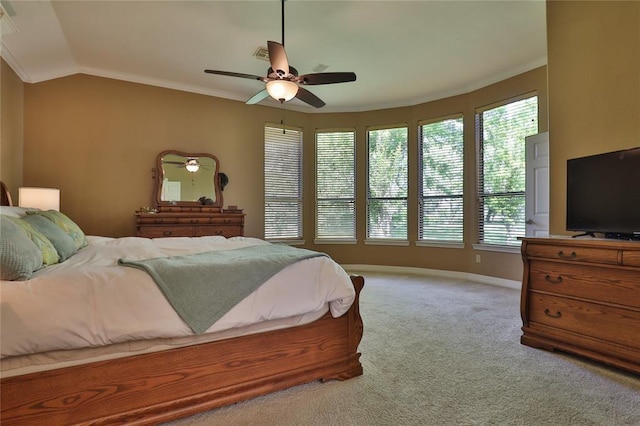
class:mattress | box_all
[1,235,355,376]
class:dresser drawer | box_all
[623,249,640,268]
[177,217,212,224]
[529,261,640,308]
[528,293,640,350]
[137,216,179,225]
[139,226,194,238]
[525,243,619,265]
[211,217,243,225]
[195,225,243,238]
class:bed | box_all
[0,184,364,425]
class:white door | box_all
[525,132,549,237]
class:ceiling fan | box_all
[204,0,356,108]
[162,158,211,173]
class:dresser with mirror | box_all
[135,150,244,238]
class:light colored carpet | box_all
[169,272,640,425]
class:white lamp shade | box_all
[18,187,61,211]
[266,80,299,102]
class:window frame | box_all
[314,128,357,244]
[366,124,409,244]
[264,123,304,243]
[417,114,465,248]
[474,93,538,251]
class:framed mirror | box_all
[154,150,222,209]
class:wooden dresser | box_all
[138,150,245,239]
[136,207,244,238]
[520,237,640,374]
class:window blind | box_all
[316,130,356,239]
[418,116,464,242]
[476,95,538,246]
[367,126,408,239]
[264,125,303,240]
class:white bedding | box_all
[0,236,355,360]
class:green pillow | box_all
[0,216,43,280]
[23,214,78,262]
[7,216,60,266]
[26,210,88,250]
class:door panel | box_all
[525,132,549,237]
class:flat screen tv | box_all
[566,147,640,240]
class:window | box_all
[367,126,408,240]
[418,116,464,243]
[316,130,356,241]
[264,125,303,240]
[476,95,538,246]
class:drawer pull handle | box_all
[544,275,563,284]
[163,231,173,236]
[544,309,562,319]
[557,251,577,259]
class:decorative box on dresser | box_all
[136,207,244,238]
[520,237,640,374]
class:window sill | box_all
[313,238,357,245]
[415,241,465,249]
[364,239,410,247]
[472,243,521,254]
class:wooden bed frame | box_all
[0,182,364,424]
[0,181,12,207]
[0,275,364,425]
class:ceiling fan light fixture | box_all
[185,159,200,173]
[266,80,298,102]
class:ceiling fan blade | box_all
[246,89,270,105]
[267,41,289,78]
[296,72,357,85]
[295,87,326,108]
[204,69,266,82]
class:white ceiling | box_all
[0,0,547,113]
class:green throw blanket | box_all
[118,244,326,334]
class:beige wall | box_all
[17,67,545,281]
[546,0,640,235]
[0,59,24,199]
[7,1,636,281]
[22,74,310,237]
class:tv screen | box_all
[566,147,640,239]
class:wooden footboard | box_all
[0,275,364,425]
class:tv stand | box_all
[520,237,640,374]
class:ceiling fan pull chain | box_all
[280,106,286,134]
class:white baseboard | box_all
[342,264,521,290]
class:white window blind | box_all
[476,95,538,246]
[264,125,303,240]
[419,116,464,242]
[316,130,356,240]
[367,126,408,239]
